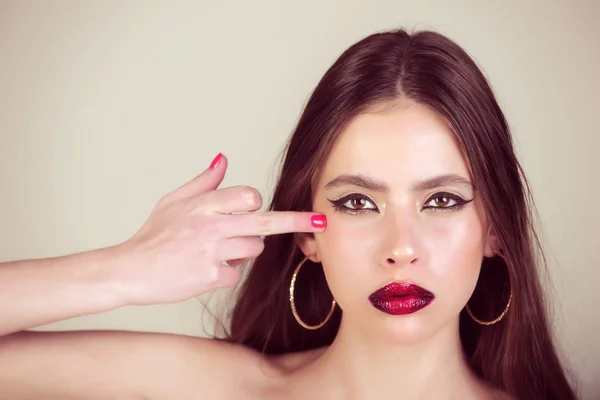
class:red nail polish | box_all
[209,153,223,169]
[311,214,327,229]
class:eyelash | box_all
[422,192,473,212]
[328,192,473,215]
[328,194,379,215]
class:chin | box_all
[373,314,440,345]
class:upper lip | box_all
[368,281,435,301]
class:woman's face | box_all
[301,100,497,344]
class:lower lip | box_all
[369,295,433,315]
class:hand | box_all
[111,154,326,306]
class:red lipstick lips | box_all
[368,282,435,315]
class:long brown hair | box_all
[225,28,576,399]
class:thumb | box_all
[170,153,228,202]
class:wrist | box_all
[87,245,133,310]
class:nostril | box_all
[387,258,396,264]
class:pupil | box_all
[353,198,366,208]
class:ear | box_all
[484,224,502,258]
[296,233,320,262]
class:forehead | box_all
[317,102,471,185]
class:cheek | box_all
[316,216,372,268]
[422,212,485,302]
[314,214,380,302]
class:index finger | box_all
[223,211,327,237]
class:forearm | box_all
[0,247,127,336]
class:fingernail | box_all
[310,214,327,229]
[209,153,223,169]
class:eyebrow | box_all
[324,173,474,192]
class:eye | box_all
[328,194,379,215]
[422,192,472,211]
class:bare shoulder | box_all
[127,332,281,396]
[164,334,284,397]
[0,329,280,399]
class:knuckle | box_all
[240,186,262,208]
[157,193,173,207]
[197,240,217,259]
[283,214,297,230]
[257,214,275,234]
[197,218,223,238]
[192,201,210,216]
[192,192,214,215]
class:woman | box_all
[0,29,576,399]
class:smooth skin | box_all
[0,154,324,399]
[0,103,512,399]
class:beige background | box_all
[0,0,598,398]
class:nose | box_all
[378,211,419,268]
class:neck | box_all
[316,317,485,399]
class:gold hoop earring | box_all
[289,256,336,330]
[466,252,512,325]
[466,291,512,325]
